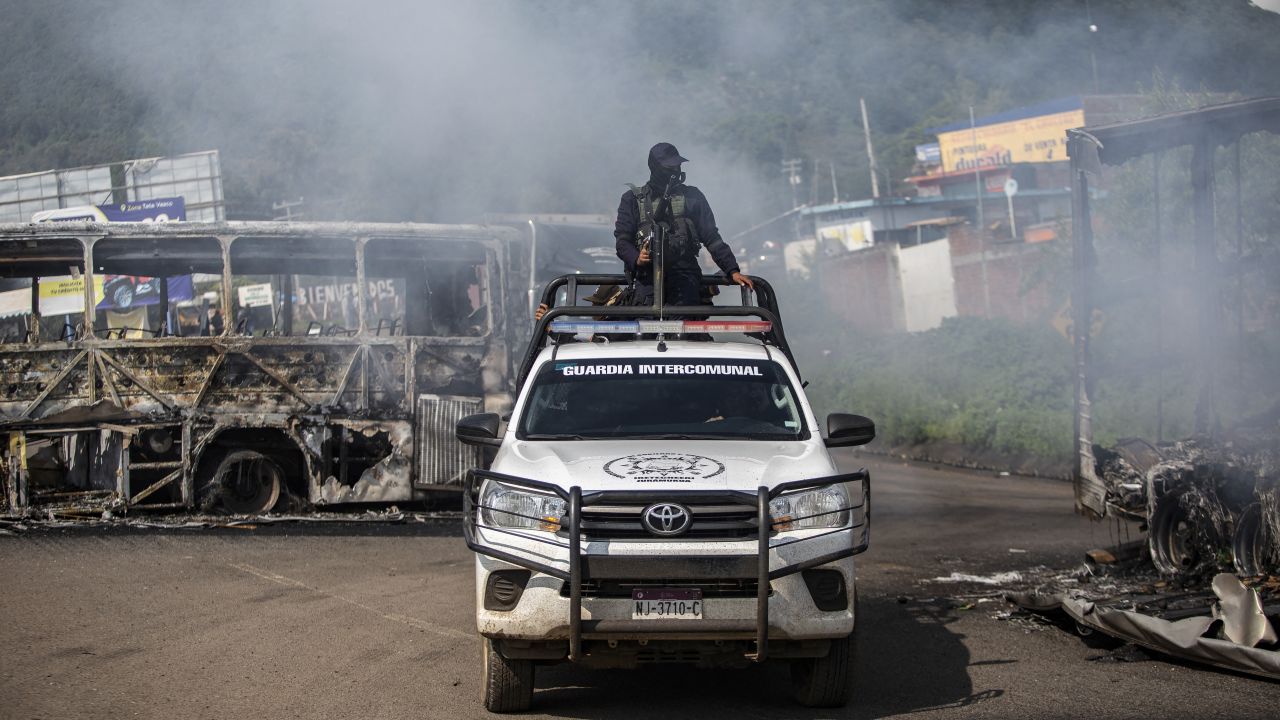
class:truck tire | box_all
[1149,489,1227,576]
[1232,504,1276,577]
[482,638,533,713]
[791,632,856,707]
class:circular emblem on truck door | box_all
[641,503,692,536]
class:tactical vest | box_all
[627,183,701,259]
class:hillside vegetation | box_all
[1,0,1278,223]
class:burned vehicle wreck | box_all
[1093,427,1280,578]
[1012,98,1280,679]
[1067,97,1280,578]
[0,221,524,514]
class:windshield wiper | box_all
[647,433,731,440]
[649,432,799,440]
[522,433,599,440]
[522,432,793,441]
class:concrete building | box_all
[740,96,1145,334]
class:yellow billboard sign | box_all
[0,276,105,318]
[936,108,1085,173]
[37,275,103,315]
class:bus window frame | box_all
[359,236,496,342]
[87,234,227,341]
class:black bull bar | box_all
[463,469,870,662]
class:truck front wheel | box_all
[482,638,533,713]
[790,632,856,707]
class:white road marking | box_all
[228,562,472,640]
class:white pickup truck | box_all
[456,275,874,712]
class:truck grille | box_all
[561,578,765,599]
[573,499,759,541]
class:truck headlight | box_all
[769,484,849,531]
[480,482,566,532]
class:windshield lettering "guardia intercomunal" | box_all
[559,364,763,376]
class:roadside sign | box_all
[100,197,186,222]
[1004,178,1019,239]
[32,196,187,223]
[238,283,274,308]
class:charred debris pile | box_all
[1095,424,1280,578]
[1007,421,1280,680]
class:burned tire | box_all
[791,632,856,708]
[209,450,283,515]
[1149,490,1228,576]
[1232,504,1275,577]
[482,638,533,713]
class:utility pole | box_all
[970,106,991,318]
[860,98,880,199]
[781,158,803,209]
[1086,0,1100,94]
[829,159,839,204]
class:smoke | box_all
[8,0,1279,232]
[33,0,775,228]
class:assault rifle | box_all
[647,172,681,313]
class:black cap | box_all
[648,142,688,170]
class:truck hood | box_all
[490,439,838,492]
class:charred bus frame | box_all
[1067,97,1280,576]
[0,221,525,514]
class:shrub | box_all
[805,316,1075,463]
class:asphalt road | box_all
[1,453,1275,719]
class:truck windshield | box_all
[518,358,807,440]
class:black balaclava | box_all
[646,142,687,191]
[647,156,681,190]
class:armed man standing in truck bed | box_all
[615,142,754,305]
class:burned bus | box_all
[0,221,526,514]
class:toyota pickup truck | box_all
[456,274,874,712]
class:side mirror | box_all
[825,413,875,448]
[456,412,503,447]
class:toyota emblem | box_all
[641,503,692,537]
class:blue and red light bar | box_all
[547,319,772,335]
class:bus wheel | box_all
[212,450,283,515]
[482,638,533,713]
